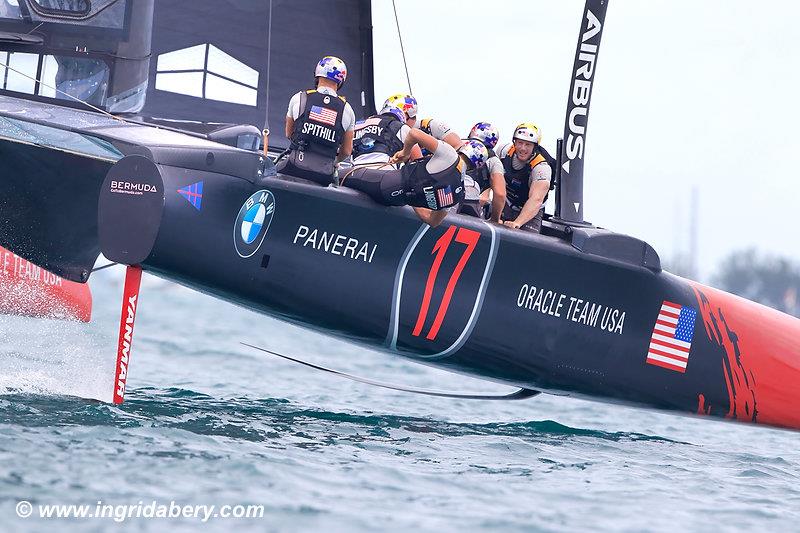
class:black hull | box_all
[2,96,799,431]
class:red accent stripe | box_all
[662,300,681,308]
[659,310,679,319]
[646,357,687,373]
[647,346,689,361]
[426,227,480,341]
[649,336,690,353]
[655,319,675,328]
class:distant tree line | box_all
[711,249,800,318]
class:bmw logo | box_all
[234,189,275,258]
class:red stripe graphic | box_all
[113,266,142,404]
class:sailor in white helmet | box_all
[495,122,555,232]
[277,56,356,185]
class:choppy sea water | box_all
[0,270,798,532]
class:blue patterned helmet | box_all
[315,56,347,88]
[469,122,500,149]
[379,105,407,123]
[382,93,418,119]
[458,140,489,169]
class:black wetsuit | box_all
[344,156,465,210]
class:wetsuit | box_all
[343,141,465,210]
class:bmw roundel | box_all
[234,190,275,258]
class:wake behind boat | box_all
[0,0,798,432]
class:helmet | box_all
[382,93,418,119]
[469,122,499,149]
[512,122,542,144]
[315,56,347,88]
[379,105,407,123]
[458,140,489,169]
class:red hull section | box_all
[0,246,92,322]
[690,282,800,431]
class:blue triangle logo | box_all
[178,181,203,211]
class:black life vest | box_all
[465,139,496,191]
[352,113,405,159]
[290,89,347,158]
[401,156,466,210]
[501,144,556,212]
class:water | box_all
[1,270,798,531]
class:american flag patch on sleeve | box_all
[646,301,697,373]
[435,185,454,207]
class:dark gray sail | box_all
[558,0,609,223]
[141,0,376,150]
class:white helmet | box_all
[469,122,500,149]
[512,122,542,145]
[379,105,407,123]
[315,56,347,88]
[458,140,489,169]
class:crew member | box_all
[418,117,462,150]
[465,122,506,222]
[342,128,487,227]
[351,93,422,166]
[496,122,554,232]
[417,117,488,214]
[277,56,355,185]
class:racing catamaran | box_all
[1,0,798,431]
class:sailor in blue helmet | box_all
[342,124,488,227]
[351,94,422,167]
[462,122,506,222]
[276,56,356,185]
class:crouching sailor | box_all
[277,55,355,185]
[342,127,488,228]
[351,94,422,166]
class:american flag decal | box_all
[646,301,697,373]
[436,185,454,207]
[309,105,337,126]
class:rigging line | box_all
[263,0,273,132]
[91,262,119,273]
[391,0,413,95]
[0,58,131,123]
[241,342,541,401]
[25,22,44,35]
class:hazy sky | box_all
[371,0,800,281]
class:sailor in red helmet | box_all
[277,56,356,185]
[496,122,555,232]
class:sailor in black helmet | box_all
[342,122,488,227]
[277,56,356,185]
